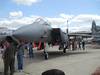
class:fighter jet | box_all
[13,18,68,59]
[91,20,100,44]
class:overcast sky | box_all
[0,0,100,32]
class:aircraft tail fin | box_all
[91,20,97,34]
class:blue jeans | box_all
[17,55,23,70]
[29,49,34,58]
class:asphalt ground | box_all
[0,44,100,75]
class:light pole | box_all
[66,20,69,34]
[66,16,74,34]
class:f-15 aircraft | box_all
[91,20,100,44]
[13,18,68,59]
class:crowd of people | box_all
[0,36,100,75]
[0,36,34,75]
[0,36,86,75]
[67,39,86,51]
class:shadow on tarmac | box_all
[23,49,91,68]
[32,50,90,61]
[45,50,89,59]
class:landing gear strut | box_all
[63,48,66,53]
[44,49,48,60]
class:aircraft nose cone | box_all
[13,25,44,41]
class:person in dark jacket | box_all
[2,36,19,75]
[82,40,85,50]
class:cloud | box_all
[0,13,100,32]
[9,11,23,18]
[0,15,41,29]
[60,13,74,19]
[13,0,41,6]
[67,14,100,32]
[45,14,74,28]
[46,18,66,26]
[72,14,100,23]
[49,14,100,32]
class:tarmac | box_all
[0,44,100,75]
